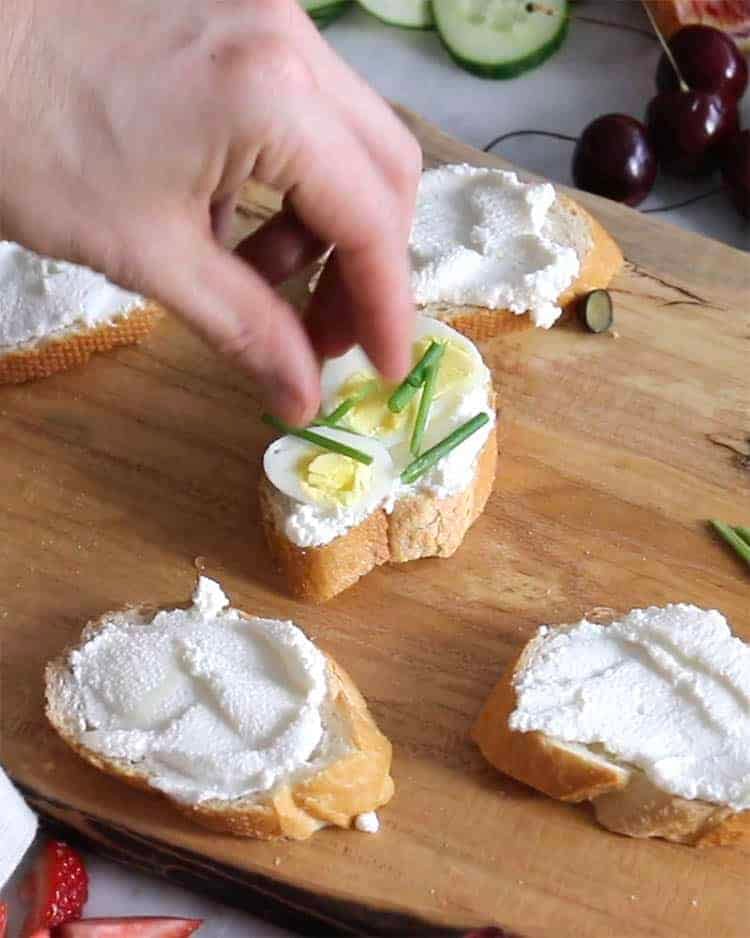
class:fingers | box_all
[261,92,415,381]
[294,12,422,241]
[235,205,325,285]
[211,194,239,246]
[304,251,358,361]
[143,222,320,425]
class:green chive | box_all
[262,414,373,465]
[734,526,750,548]
[314,379,378,427]
[410,346,444,457]
[401,413,490,484]
[710,520,750,570]
[388,341,443,413]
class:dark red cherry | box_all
[722,129,750,218]
[646,90,739,177]
[572,114,657,206]
[656,25,748,104]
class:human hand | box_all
[0,0,421,423]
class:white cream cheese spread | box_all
[0,240,144,349]
[354,811,380,833]
[510,604,750,811]
[409,164,591,328]
[279,492,378,550]
[57,577,336,805]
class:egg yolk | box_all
[300,452,372,507]
[336,371,413,437]
[412,337,475,397]
[330,339,475,438]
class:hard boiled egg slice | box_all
[319,316,489,454]
[319,346,411,444]
[263,427,395,512]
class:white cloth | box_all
[0,765,37,888]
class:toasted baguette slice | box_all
[473,621,750,846]
[260,423,497,603]
[418,194,623,343]
[0,303,164,385]
[46,597,394,841]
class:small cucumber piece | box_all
[357,0,434,29]
[579,290,613,333]
[433,0,568,79]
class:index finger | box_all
[270,93,416,381]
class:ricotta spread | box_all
[0,240,144,349]
[409,164,591,328]
[355,811,380,833]
[510,604,750,811]
[57,577,337,805]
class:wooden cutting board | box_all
[1,106,749,938]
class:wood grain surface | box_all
[1,106,749,938]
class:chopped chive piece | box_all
[262,414,373,465]
[388,341,443,413]
[410,345,444,456]
[401,413,489,484]
[710,520,750,570]
[580,289,613,334]
[734,526,750,548]
[316,379,378,427]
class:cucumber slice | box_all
[301,0,351,28]
[433,0,568,79]
[357,0,434,29]
[302,0,340,10]
[313,7,349,28]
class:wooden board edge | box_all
[18,781,523,938]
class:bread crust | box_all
[45,614,394,841]
[259,483,390,603]
[0,303,164,385]
[387,422,497,562]
[472,640,629,803]
[260,424,497,602]
[420,195,623,343]
[473,637,750,845]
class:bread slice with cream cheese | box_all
[260,424,496,602]
[473,604,750,846]
[410,166,623,342]
[45,577,394,841]
[259,316,498,602]
[0,240,163,385]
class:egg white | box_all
[263,427,396,511]
[319,316,488,456]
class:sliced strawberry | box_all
[0,901,8,938]
[53,918,202,937]
[21,841,89,937]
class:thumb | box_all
[140,224,321,425]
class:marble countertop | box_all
[2,4,747,937]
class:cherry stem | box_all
[573,14,656,39]
[484,129,577,153]
[642,188,723,213]
[483,131,723,215]
[641,0,689,92]
[527,3,660,38]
